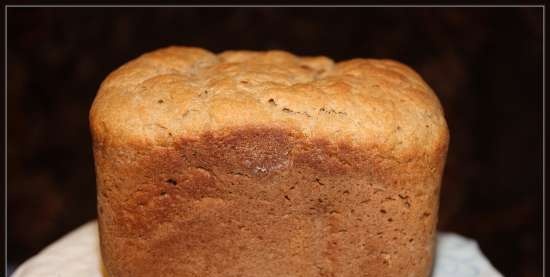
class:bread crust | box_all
[91,46,449,277]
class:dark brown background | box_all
[7,7,543,277]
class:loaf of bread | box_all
[90,46,449,277]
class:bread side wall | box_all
[93,127,447,277]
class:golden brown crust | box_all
[91,46,449,277]
[90,46,448,156]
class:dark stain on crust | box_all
[178,127,295,178]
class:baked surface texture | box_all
[90,46,449,277]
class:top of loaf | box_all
[90,46,448,154]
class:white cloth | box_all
[12,221,503,277]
